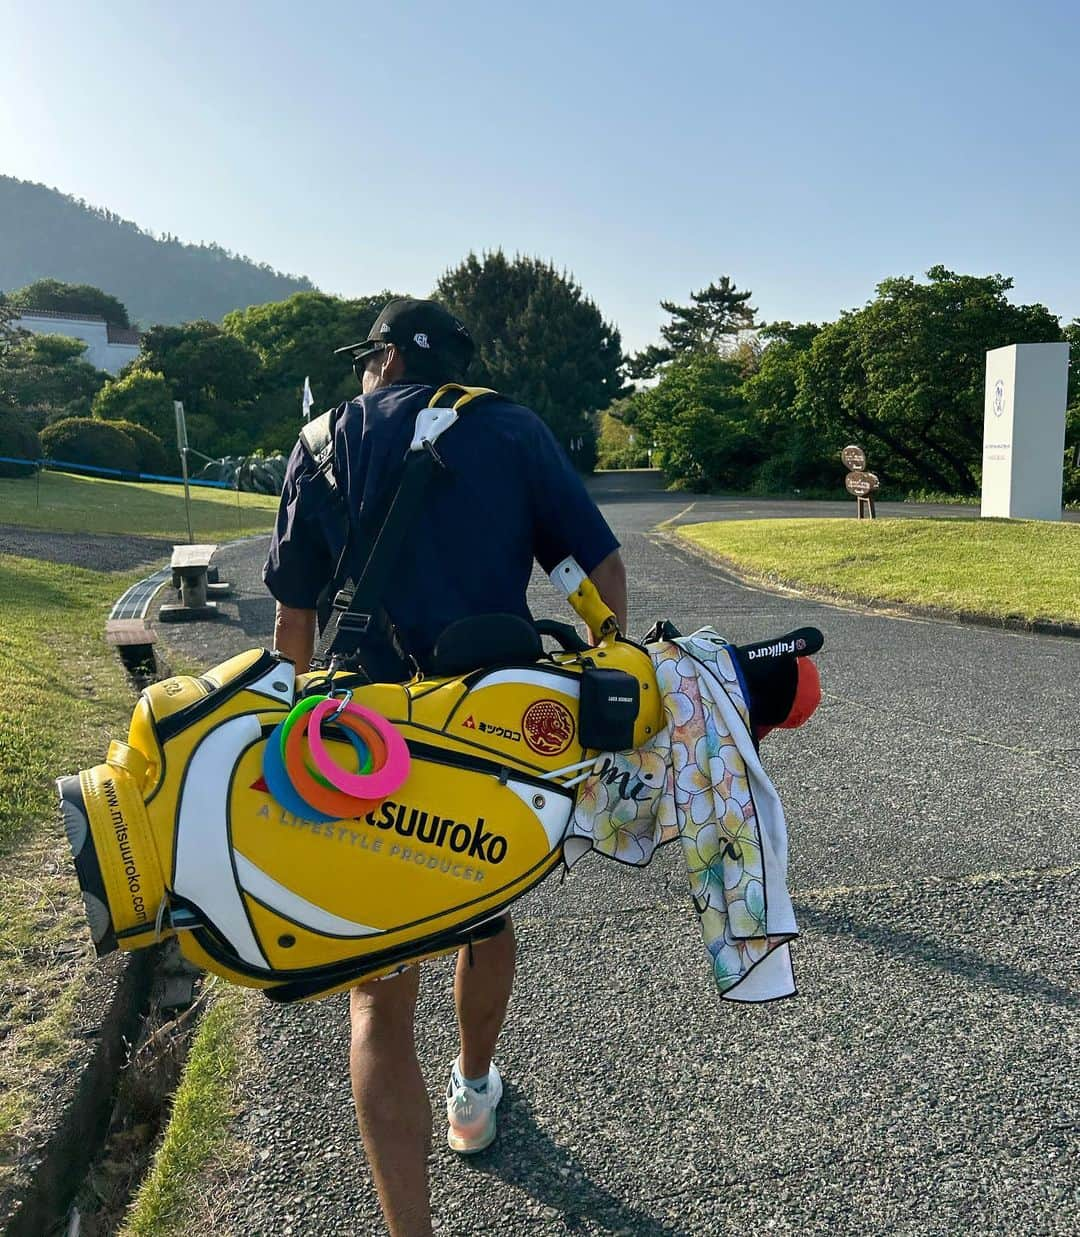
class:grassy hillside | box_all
[0,471,279,539]
[678,517,1080,625]
[0,176,315,326]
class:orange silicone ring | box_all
[283,710,386,819]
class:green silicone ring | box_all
[281,695,374,787]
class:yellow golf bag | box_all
[56,382,824,1003]
[57,566,664,1002]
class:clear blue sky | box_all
[2,0,1077,350]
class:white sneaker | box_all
[445,1059,503,1154]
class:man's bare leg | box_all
[350,969,432,1237]
[454,915,516,1079]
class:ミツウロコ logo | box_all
[522,699,575,756]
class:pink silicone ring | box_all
[306,698,410,799]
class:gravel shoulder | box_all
[0,525,169,572]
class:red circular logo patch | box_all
[522,699,576,756]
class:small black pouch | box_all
[579,666,640,751]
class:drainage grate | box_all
[108,568,172,623]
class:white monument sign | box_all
[980,343,1068,521]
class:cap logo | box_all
[414,333,430,349]
[380,322,392,334]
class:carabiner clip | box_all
[329,687,353,720]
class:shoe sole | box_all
[447,1111,496,1154]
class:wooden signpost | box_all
[841,445,880,519]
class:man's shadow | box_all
[460,1082,692,1236]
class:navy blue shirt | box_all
[264,384,618,662]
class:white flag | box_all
[302,376,314,421]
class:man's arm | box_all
[589,548,628,641]
[264,434,336,674]
[274,602,317,674]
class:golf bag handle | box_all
[534,618,589,653]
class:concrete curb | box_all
[659,529,1080,640]
[1,950,157,1237]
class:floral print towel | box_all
[566,629,798,1001]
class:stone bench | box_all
[159,544,231,623]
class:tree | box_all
[743,322,822,418]
[133,320,261,411]
[435,251,624,466]
[7,278,130,327]
[0,294,20,412]
[628,276,756,379]
[221,291,399,455]
[792,267,1061,495]
[628,352,762,491]
[0,332,109,422]
[223,291,394,403]
[1064,321,1080,504]
[93,369,176,444]
[0,293,18,348]
[741,322,839,493]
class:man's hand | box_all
[274,602,317,674]
[588,549,628,642]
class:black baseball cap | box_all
[335,298,475,373]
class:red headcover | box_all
[754,657,821,741]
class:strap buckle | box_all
[336,610,374,634]
[419,437,445,467]
[330,588,374,635]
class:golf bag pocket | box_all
[578,666,640,752]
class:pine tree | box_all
[628,276,756,379]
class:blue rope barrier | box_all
[0,455,233,489]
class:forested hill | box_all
[0,176,316,325]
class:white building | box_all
[14,307,141,374]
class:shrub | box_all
[748,423,844,496]
[92,369,175,442]
[40,417,140,474]
[107,420,170,475]
[0,413,42,478]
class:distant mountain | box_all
[0,175,316,326]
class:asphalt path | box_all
[156,481,1079,1236]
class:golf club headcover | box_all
[730,626,824,741]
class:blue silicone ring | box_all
[262,722,371,823]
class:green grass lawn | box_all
[120,985,257,1237]
[0,554,145,1162]
[0,470,279,540]
[678,517,1080,625]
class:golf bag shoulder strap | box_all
[298,389,494,504]
[298,406,341,504]
[299,407,334,461]
[311,385,499,671]
[428,383,497,410]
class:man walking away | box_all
[265,298,627,1237]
